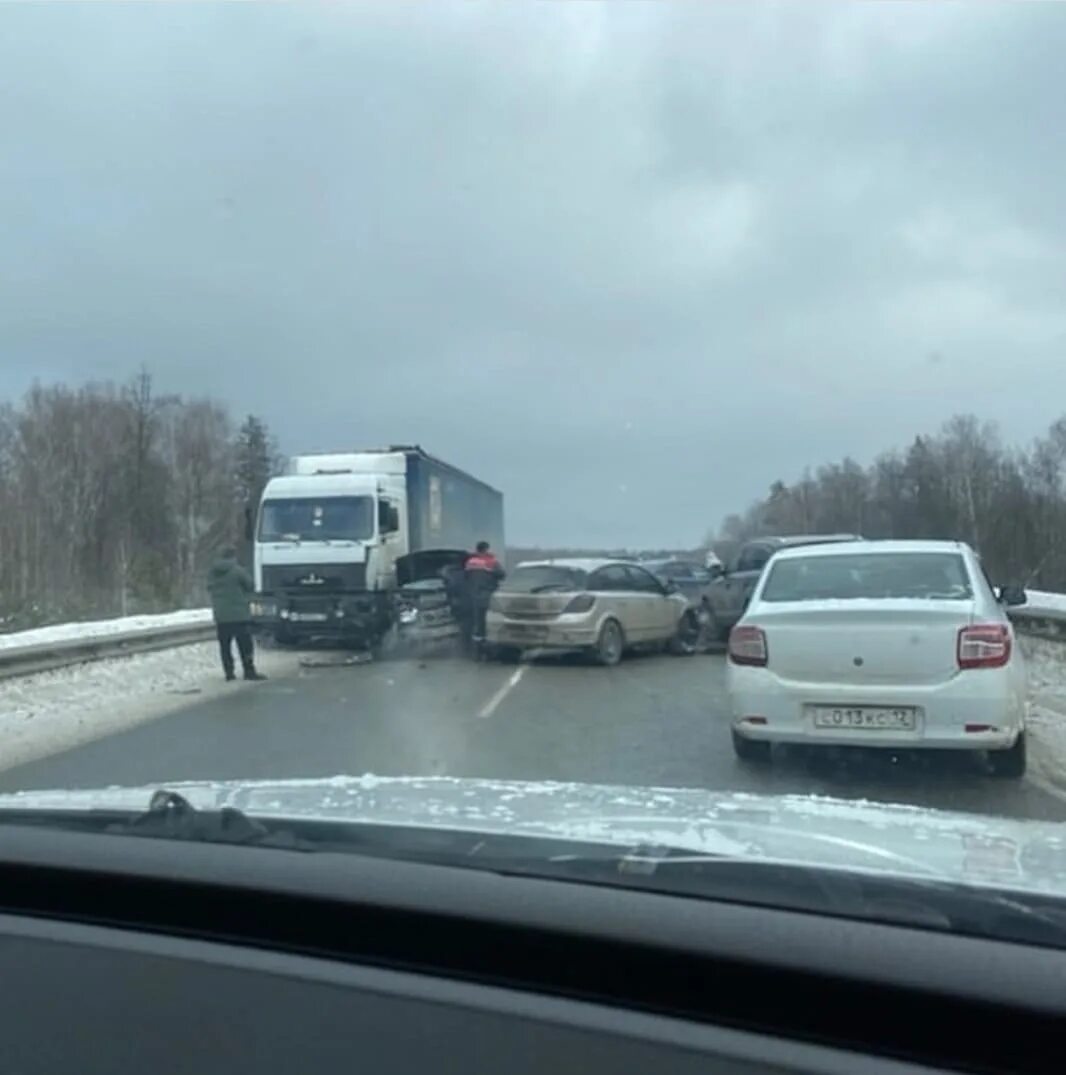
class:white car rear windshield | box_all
[761,552,974,602]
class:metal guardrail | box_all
[1008,594,1066,641]
[0,591,1059,684]
[0,622,216,682]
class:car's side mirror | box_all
[662,579,679,595]
[998,585,1027,607]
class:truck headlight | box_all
[250,601,277,618]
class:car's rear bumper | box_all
[486,611,598,650]
[727,664,1027,751]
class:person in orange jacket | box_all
[464,541,505,654]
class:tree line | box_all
[715,413,1066,589]
[0,372,281,632]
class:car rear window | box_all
[760,552,974,602]
[503,566,588,593]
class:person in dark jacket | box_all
[441,561,473,651]
[464,541,505,655]
[206,547,266,682]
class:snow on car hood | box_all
[2,775,1066,894]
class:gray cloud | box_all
[1,3,1064,546]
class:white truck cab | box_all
[253,448,503,647]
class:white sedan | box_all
[726,540,1029,777]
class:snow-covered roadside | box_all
[0,609,212,652]
[0,643,299,774]
[1020,636,1066,793]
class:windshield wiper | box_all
[105,791,315,849]
[110,791,315,848]
[0,791,315,851]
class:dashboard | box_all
[0,823,1061,1074]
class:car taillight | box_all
[729,625,767,667]
[562,593,595,614]
[957,624,1011,669]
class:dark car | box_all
[641,558,717,609]
[705,534,861,640]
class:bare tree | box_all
[0,374,281,632]
[716,413,1066,588]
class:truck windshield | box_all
[259,497,375,542]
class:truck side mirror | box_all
[243,506,254,542]
[388,506,400,533]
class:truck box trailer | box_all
[252,446,504,647]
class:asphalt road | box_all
[1,648,1065,822]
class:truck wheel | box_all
[594,619,625,666]
[668,611,700,656]
[989,731,1026,778]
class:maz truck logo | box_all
[300,573,326,586]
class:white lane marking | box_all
[478,665,528,719]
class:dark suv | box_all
[705,534,861,640]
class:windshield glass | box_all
[4,1,1066,951]
[502,566,587,593]
[762,553,975,602]
[259,498,374,542]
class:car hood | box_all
[1,776,1065,895]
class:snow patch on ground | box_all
[0,642,298,773]
[0,609,212,652]
[1020,636,1066,792]
[1023,636,1066,707]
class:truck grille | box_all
[261,563,367,593]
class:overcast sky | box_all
[2,3,1064,547]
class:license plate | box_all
[506,624,548,639]
[290,612,328,623]
[810,706,917,730]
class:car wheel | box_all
[989,731,1026,779]
[668,611,700,656]
[732,728,771,763]
[595,619,625,666]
